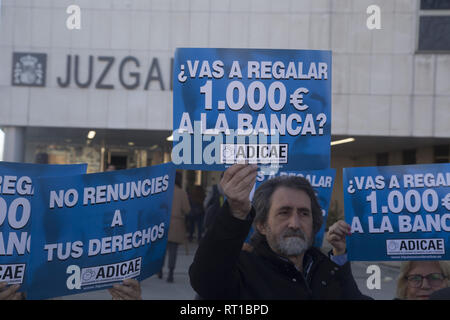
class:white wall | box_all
[0,0,449,137]
[0,129,4,161]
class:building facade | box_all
[0,0,449,218]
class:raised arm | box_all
[189,164,257,299]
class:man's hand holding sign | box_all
[326,220,351,256]
[0,282,23,300]
[220,164,258,220]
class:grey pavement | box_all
[62,240,401,300]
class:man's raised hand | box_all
[220,164,258,220]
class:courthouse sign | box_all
[11,52,173,91]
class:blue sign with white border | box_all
[0,161,87,288]
[344,163,450,261]
[26,163,175,299]
[173,48,331,172]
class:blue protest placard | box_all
[0,161,87,287]
[253,169,336,248]
[344,163,450,261]
[172,48,331,172]
[26,163,175,300]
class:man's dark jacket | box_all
[189,201,371,300]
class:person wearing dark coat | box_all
[189,164,371,300]
[429,287,450,300]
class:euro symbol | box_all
[289,87,309,111]
[442,193,450,211]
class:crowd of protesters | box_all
[1,165,448,300]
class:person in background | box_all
[203,172,225,232]
[159,171,191,283]
[186,185,205,242]
[396,260,450,300]
[105,164,116,171]
[0,283,23,300]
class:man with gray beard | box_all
[189,164,370,299]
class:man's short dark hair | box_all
[252,175,323,236]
